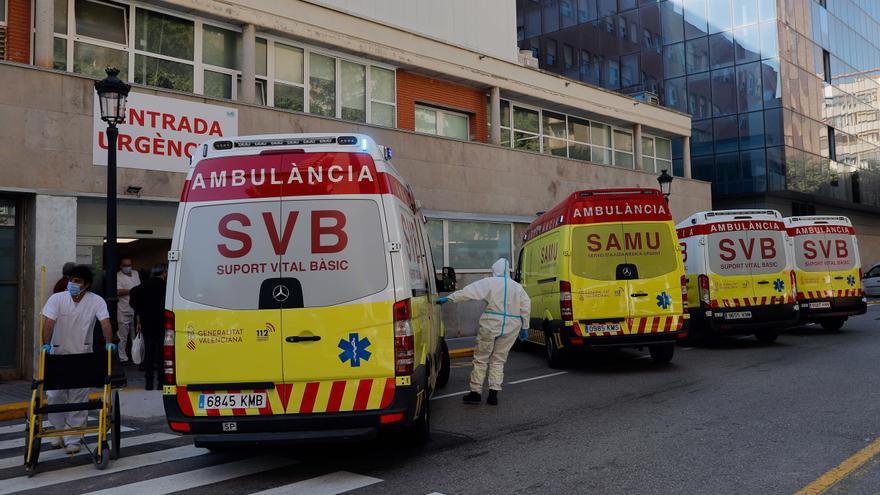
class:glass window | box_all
[597,0,616,17]
[447,221,511,270]
[415,107,437,134]
[275,43,304,84]
[543,0,560,33]
[759,21,778,59]
[513,106,540,134]
[738,111,765,149]
[664,42,686,78]
[0,0,6,23]
[686,36,709,73]
[309,53,336,117]
[736,62,763,113]
[543,137,568,157]
[514,131,541,152]
[256,38,267,77]
[202,25,241,70]
[687,71,712,120]
[543,111,567,138]
[54,0,67,33]
[766,146,784,191]
[274,82,304,111]
[593,147,612,165]
[341,61,366,123]
[427,220,444,267]
[764,108,783,147]
[713,115,739,153]
[570,142,591,161]
[711,67,737,116]
[660,0,684,44]
[204,70,232,99]
[75,0,128,45]
[416,106,469,140]
[370,66,395,127]
[613,129,633,152]
[546,39,557,66]
[707,0,732,33]
[692,119,714,156]
[591,122,612,147]
[568,116,590,143]
[665,76,688,113]
[74,41,127,79]
[135,9,193,60]
[740,149,767,192]
[734,24,760,63]
[372,102,395,127]
[733,0,758,27]
[621,53,639,88]
[656,137,672,159]
[134,55,193,92]
[606,58,620,89]
[761,58,781,108]
[53,37,67,70]
[692,155,715,182]
[443,113,469,140]
[561,0,577,27]
[683,0,708,39]
[709,31,735,69]
[563,44,574,70]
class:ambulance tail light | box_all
[394,299,414,376]
[681,275,689,312]
[163,310,176,385]
[560,281,573,322]
[790,270,798,300]
[698,275,711,307]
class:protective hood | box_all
[492,258,509,278]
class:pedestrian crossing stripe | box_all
[250,471,383,495]
[0,432,177,470]
[0,424,135,451]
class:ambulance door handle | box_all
[757,281,770,285]
[286,335,321,343]
[833,276,845,280]
[630,292,649,297]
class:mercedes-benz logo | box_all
[622,267,632,277]
[272,284,290,302]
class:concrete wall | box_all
[307,0,519,62]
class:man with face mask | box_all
[437,258,531,406]
[41,265,114,453]
[116,257,140,363]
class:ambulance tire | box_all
[648,343,675,364]
[544,330,567,369]
[436,340,450,389]
[820,317,847,333]
[754,330,779,344]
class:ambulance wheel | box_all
[648,343,675,364]
[436,340,450,390]
[820,317,847,333]
[109,390,121,460]
[544,331,566,369]
[755,330,779,344]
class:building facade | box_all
[0,0,707,379]
[518,0,880,261]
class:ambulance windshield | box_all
[570,223,678,280]
[178,198,388,309]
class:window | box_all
[0,0,6,24]
[613,129,633,168]
[415,106,469,141]
[427,220,514,271]
[134,9,194,92]
[341,60,366,122]
[822,49,831,83]
[828,126,837,161]
[370,67,396,127]
[546,39,557,67]
[563,44,574,70]
[273,43,304,111]
[513,105,540,152]
[309,52,335,117]
[640,135,672,173]
[72,0,129,79]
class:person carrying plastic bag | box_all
[437,258,531,406]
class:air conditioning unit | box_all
[632,91,660,105]
[518,49,539,69]
[0,26,7,60]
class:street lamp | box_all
[657,169,673,203]
[94,67,130,330]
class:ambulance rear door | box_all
[791,227,833,299]
[623,222,683,331]
[825,229,860,297]
[569,223,630,333]
[747,227,788,305]
[706,227,756,308]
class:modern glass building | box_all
[518,0,880,216]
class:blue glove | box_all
[519,328,529,342]
[436,297,449,305]
[105,343,118,352]
[40,344,51,354]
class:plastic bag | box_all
[131,333,145,365]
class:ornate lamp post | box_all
[657,169,673,203]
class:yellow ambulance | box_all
[784,215,867,331]
[162,134,448,446]
[516,188,688,367]
[676,209,798,342]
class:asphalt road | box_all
[2,306,878,494]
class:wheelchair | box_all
[23,346,126,476]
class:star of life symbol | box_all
[272,284,290,302]
[338,332,372,367]
[847,274,856,287]
[773,279,785,292]
[656,291,671,310]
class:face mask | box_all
[67,282,82,297]
[121,267,132,275]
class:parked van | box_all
[516,188,688,367]
[162,133,449,445]
[784,216,867,331]
[676,210,798,342]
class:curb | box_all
[448,348,474,359]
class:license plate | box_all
[808,302,831,309]
[198,393,267,410]
[724,311,752,320]
[587,322,622,333]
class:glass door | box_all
[0,198,19,369]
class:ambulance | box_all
[676,210,798,342]
[784,216,867,331]
[162,133,449,445]
[516,188,688,367]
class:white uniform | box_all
[447,258,531,393]
[41,292,110,446]
[116,270,140,361]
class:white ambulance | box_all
[784,216,867,331]
[676,210,798,343]
[162,134,449,446]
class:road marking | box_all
[249,470,382,494]
[431,390,470,400]
[0,416,126,436]
[508,371,568,384]
[0,432,177,470]
[0,444,208,494]
[795,436,880,495]
[82,456,295,495]
[0,425,134,451]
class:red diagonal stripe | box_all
[326,381,347,412]
[354,379,373,411]
[379,378,395,408]
[663,316,673,332]
[638,317,647,334]
[255,389,273,415]
[277,384,293,412]
[299,382,320,414]
[650,317,661,333]
[177,386,194,417]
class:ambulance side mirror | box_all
[436,267,456,292]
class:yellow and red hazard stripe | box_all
[175,378,396,417]
[710,294,794,308]
[797,289,863,300]
[573,314,685,337]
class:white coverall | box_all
[447,258,531,393]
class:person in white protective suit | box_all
[437,258,531,405]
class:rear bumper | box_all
[558,321,687,349]
[798,297,867,320]
[690,304,799,334]
[163,369,424,444]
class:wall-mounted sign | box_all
[93,92,238,173]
